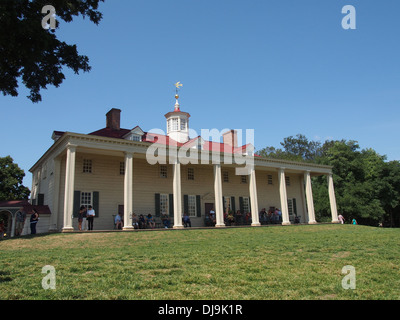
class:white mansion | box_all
[29,94,339,232]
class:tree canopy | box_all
[0,0,104,103]
[256,134,400,227]
[0,156,30,201]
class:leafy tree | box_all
[0,0,104,103]
[0,156,30,201]
[257,134,322,162]
[257,134,400,227]
[314,140,386,225]
[378,161,400,227]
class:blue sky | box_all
[1,0,399,190]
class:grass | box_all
[0,224,399,300]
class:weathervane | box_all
[174,82,183,111]
[174,81,183,98]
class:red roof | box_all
[0,200,51,215]
[58,128,253,155]
[143,133,252,154]
[89,127,132,139]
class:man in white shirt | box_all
[87,205,95,230]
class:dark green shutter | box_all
[249,196,251,213]
[293,198,297,216]
[196,195,201,217]
[155,193,160,216]
[239,197,244,214]
[73,191,81,218]
[231,196,236,213]
[183,195,189,216]
[38,193,45,206]
[93,191,99,217]
[222,196,226,213]
[169,194,174,217]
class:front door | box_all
[204,203,214,216]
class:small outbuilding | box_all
[0,200,51,238]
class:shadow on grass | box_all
[0,271,13,283]
[1,232,56,242]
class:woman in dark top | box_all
[30,209,39,234]
[78,206,86,231]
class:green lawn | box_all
[1,224,399,300]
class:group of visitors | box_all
[77,205,96,231]
[71,204,358,232]
[225,210,251,226]
[259,208,283,224]
[131,212,191,229]
[205,209,252,226]
[131,213,157,229]
[338,214,357,225]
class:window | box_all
[160,194,169,216]
[167,119,171,133]
[130,135,141,141]
[188,195,197,217]
[242,197,250,213]
[285,176,290,186]
[160,165,168,178]
[120,162,125,175]
[223,171,229,182]
[81,192,92,209]
[267,174,273,185]
[241,175,247,184]
[180,119,187,130]
[187,167,194,180]
[172,118,179,131]
[83,159,92,173]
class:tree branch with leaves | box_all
[0,0,104,103]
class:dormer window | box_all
[123,126,144,142]
[129,134,141,142]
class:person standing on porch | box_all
[87,205,95,230]
[78,206,87,231]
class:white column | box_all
[62,145,76,232]
[10,213,16,237]
[304,170,317,224]
[249,168,260,226]
[278,168,290,225]
[300,175,308,224]
[213,164,225,227]
[50,157,61,232]
[328,173,339,223]
[123,152,134,230]
[173,159,184,229]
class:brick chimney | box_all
[106,108,121,131]
[223,130,238,148]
